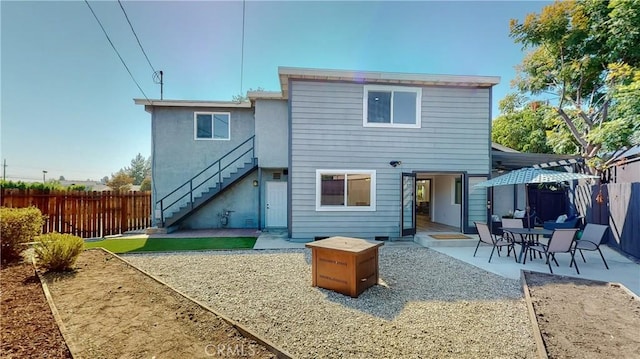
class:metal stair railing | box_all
[157,136,255,226]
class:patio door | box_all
[466,175,488,233]
[401,172,416,236]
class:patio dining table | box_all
[501,227,553,263]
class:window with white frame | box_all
[316,170,376,211]
[194,112,230,140]
[363,85,422,128]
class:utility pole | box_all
[42,170,47,183]
[2,159,6,181]
[153,70,163,100]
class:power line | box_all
[240,0,246,97]
[84,0,151,102]
[117,0,156,73]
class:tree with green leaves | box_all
[139,176,151,192]
[107,170,133,192]
[123,153,151,185]
[509,0,640,170]
[493,94,566,153]
[601,63,640,147]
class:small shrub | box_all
[0,207,44,264]
[34,233,84,271]
[66,184,88,191]
[0,179,87,191]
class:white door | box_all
[266,181,287,228]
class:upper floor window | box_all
[363,85,422,128]
[194,112,230,140]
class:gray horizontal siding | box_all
[289,80,491,240]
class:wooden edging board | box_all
[89,248,295,359]
[609,281,640,301]
[520,269,640,359]
[520,270,549,359]
[31,259,80,359]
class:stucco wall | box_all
[180,172,259,229]
[255,100,288,168]
[151,106,255,224]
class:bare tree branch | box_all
[556,107,588,149]
[564,95,595,127]
[600,101,609,126]
[588,143,601,158]
[578,110,595,127]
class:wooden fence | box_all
[574,183,640,258]
[1,189,151,238]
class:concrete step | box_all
[145,227,168,235]
[414,233,479,248]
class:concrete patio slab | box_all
[254,230,306,249]
[429,242,640,295]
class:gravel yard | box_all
[126,247,536,358]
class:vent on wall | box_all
[272,173,281,180]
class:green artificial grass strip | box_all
[84,237,257,253]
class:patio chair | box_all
[473,222,515,263]
[501,218,534,259]
[526,228,579,274]
[573,224,610,270]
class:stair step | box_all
[161,157,257,227]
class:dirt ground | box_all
[4,249,639,358]
[0,262,71,358]
[525,271,640,359]
[42,250,276,358]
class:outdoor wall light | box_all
[252,180,259,187]
[389,160,402,167]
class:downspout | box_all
[257,167,262,229]
[485,86,494,230]
[287,80,293,239]
[151,105,158,227]
[254,107,261,230]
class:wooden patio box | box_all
[305,236,384,298]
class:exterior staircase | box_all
[157,136,257,228]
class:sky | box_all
[1,0,551,182]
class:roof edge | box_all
[247,91,284,100]
[492,142,520,153]
[278,66,500,99]
[133,99,252,108]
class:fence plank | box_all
[1,189,151,238]
[575,182,639,258]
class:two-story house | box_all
[135,67,500,241]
